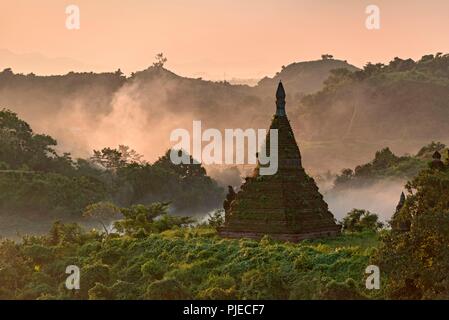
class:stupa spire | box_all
[218,83,340,242]
[275,81,286,116]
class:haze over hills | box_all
[0,55,448,176]
[0,48,90,75]
[0,58,356,166]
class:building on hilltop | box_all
[219,82,341,242]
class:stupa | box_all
[219,82,341,242]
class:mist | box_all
[323,179,406,222]
[0,64,440,227]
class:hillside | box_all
[299,54,449,143]
[256,58,358,99]
[0,59,357,169]
[0,109,224,237]
[2,56,449,173]
[319,141,447,220]
[332,142,449,190]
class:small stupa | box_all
[219,82,341,242]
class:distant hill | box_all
[321,141,449,222]
[332,142,449,190]
[0,48,89,75]
[0,59,356,166]
[299,54,449,142]
[1,56,449,173]
[256,59,359,99]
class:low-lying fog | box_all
[323,180,405,222]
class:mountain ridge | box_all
[1,55,448,173]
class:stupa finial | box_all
[275,81,286,116]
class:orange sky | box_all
[1,0,449,79]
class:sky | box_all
[1,0,449,79]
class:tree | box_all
[420,54,434,63]
[334,168,353,185]
[416,141,446,158]
[153,149,207,179]
[117,145,144,164]
[114,202,194,237]
[376,165,449,299]
[372,147,399,170]
[341,209,383,232]
[153,53,167,68]
[321,54,334,60]
[91,148,125,171]
[90,145,143,172]
[362,62,384,76]
[207,209,224,230]
[0,108,63,171]
[83,201,121,234]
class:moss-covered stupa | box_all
[219,82,341,242]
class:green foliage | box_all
[90,145,144,171]
[0,110,224,235]
[376,165,449,299]
[88,283,113,300]
[83,202,121,234]
[141,259,167,281]
[341,209,383,232]
[318,278,367,300]
[334,146,430,189]
[0,222,378,300]
[416,141,447,159]
[145,279,191,299]
[113,149,224,212]
[114,202,194,237]
[207,209,225,230]
[300,54,449,144]
[81,263,111,296]
[0,108,58,171]
[0,171,108,216]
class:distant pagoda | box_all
[219,82,340,242]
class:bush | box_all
[145,279,192,300]
[376,166,449,299]
[0,221,378,300]
[318,279,367,300]
[341,209,383,232]
[207,209,224,230]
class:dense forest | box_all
[1,109,448,299]
[1,153,448,299]
[332,141,448,189]
[300,54,449,141]
[0,109,223,236]
[2,55,449,300]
